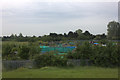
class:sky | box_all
[1,0,119,36]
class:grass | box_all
[2,66,118,78]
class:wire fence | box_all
[2,60,34,71]
[2,59,92,71]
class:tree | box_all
[2,43,12,58]
[14,34,17,38]
[29,45,41,59]
[94,34,106,40]
[78,34,88,40]
[75,42,93,59]
[58,34,63,37]
[83,31,91,36]
[107,21,120,40]
[73,32,78,38]
[34,53,67,68]
[10,34,15,38]
[68,31,74,38]
[75,29,82,36]
[64,33,67,37]
[18,45,30,60]
[18,33,23,38]
[49,33,58,37]
[101,33,106,39]
[83,31,94,40]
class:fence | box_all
[2,59,92,70]
[67,59,91,66]
[2,60,34,70]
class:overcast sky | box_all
[1,0,118,36]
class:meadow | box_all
[3,66,118,78]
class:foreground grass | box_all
[3,66,118,78]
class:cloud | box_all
[2,2,118,36]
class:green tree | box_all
[75,29,82,36]
[107,21,120,40]
[2,43,12,58]
[68,31,74,38]
[19,33,23,38]
[34,53,67,68]
[83,31,91,36]
[29,46,41,59]
[18,45,30,60]
[10,34,15,38]
[75,42,93,59]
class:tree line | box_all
[2,21,120,42]
[2,29,106,42]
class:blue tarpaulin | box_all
[94,43,99,44]
[40,46,76,53]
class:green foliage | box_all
[107,21,120,40]
[2,28,107,42]
[2,43,13,57]
[75,29,82,35]
[28,42,41,59]
[77,34,88,40]
[2,42,41,60]
[66,51,74,59]
[92,42,119,67]
[29,46,41,59]
[98,39,108,44]
[18,45,30,60]
[18,43,41,60]
[2,42,19,60]
[67,41,119,67]
[34,53,67,68]
[75,42,93,59]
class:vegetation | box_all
[2,21,120,42]
[2,40,119,68]
[3,66,118,78]
[1,21,120,79]
[2,42,41,60]
[34,53,67,68]
[2,21,120,68]
[107,21,120,40]
[2,30,106,42]
[2,30,107,42]
[67,41,119,67]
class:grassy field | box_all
[3,66,118,78]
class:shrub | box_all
[75,41,93,59]
[91,42,119,67]
[18,45,30,60]
[2,43,19,60]
[67,41,119,67]
[34,53,67,68]
[29,46,41,59]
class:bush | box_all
[2,43,13,57]
[75,41,93,59]
[29,46,41,59]
[2,42,41,60]
[90,42,119,67]
[2,42,19,60]
[18,45,30,60]
[34,53,67,68]
[67,41,119,67]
